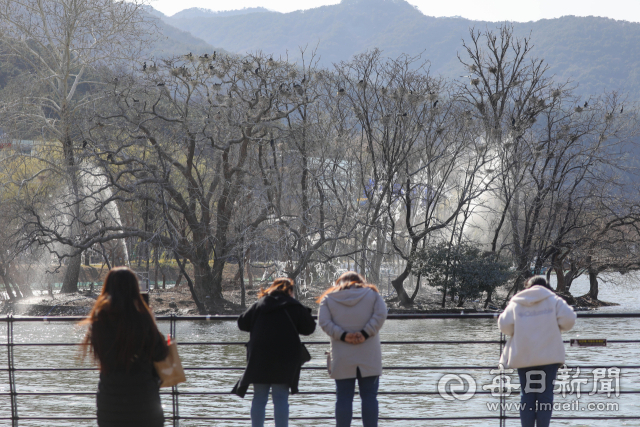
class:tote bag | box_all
[154,335,186,388]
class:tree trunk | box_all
[409,274,421,302]
[153,246,159,290]
[61,253,82,293]
[1,278,17,300]
[204,257,225,302]
[17,282,34,297]
[483,289,493,308]
[174,254,206,314]
[239,250,246,309]
[391,264,412,306]
[588,267,599,300]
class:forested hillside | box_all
[157,0,640,99]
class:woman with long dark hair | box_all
[317,271,387,427]
[82,267,168,427]
[233,277,316,427]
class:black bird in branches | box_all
[621,106,624,114]
[133,98,140,103]
[511,117,516,126]
[584,101,588,108]
[270,139,275,148]
[157,82,165,86]
[82,140,88,148]
[107,153,113,162]
[301,75,306,85]
[255,67,260,75]
[433,100,438,108]
[142,62,146,71]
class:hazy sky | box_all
[151,0,640,23]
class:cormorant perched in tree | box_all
[433,100,438,108]
[142,62,146,71]
[621,106,624,114]
[82,140,88,148]
[584,101,588,108]
[157,82,165,86]
[511,117,516,126]
[337,88,345,96]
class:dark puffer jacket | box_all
[93,318,168,427]
[232,291,316,397]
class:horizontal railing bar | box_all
[3,339,640,347]
[2,312,640,322]
[176,416,508,420]
[2,390,639,397]
[0,416,508,421]
[1,416,639,421]
[3,365,640,372]
[0,340,503,346]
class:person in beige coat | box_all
[498,275,576,427]
[318,271,387,427]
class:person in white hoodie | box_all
[498,276,577,427]
[317,271,387,427]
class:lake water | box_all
[1,274,639,426]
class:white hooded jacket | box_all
[498,286,576,369]
[318,287,387,379]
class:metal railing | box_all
[1,312,640,426]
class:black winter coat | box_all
[232,291,316,397]
[93,318,168,427]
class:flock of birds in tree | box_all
[134,54,625,133]
[462,63,625,122]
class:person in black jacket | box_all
[233,277,316,427]
[82,267,168,427]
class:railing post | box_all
[499,331,505,427]
[7,315,18,426]
[170,314,180,427]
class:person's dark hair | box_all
[258,277,295,298]
[316,271,379,303]
[82,267,161,373]
[524,275,553,291]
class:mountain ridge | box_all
[151,0,640,98]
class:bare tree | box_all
[50,52,315,309]
[0,0,157,292]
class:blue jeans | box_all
[251,383,289,427]
[335,370,379,427]
[517,364,559,427]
